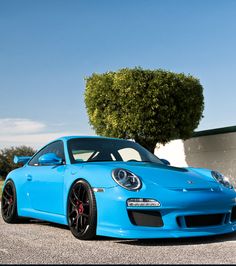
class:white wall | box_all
[155,139,188,167]
[155,132,236,187]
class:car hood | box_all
[77,161,218,190]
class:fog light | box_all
[127,198,161,207]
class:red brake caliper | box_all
[79,203,84,214]
[77,201,84,214]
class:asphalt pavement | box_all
[1,213,236,264]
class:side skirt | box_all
[19,208,68,225]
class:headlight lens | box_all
[211,171,233,189]
[112,168,142,191]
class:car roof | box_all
[55,135,125,142]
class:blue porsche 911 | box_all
[1,136,236,240]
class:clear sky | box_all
[0,0,236,148]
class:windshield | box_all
[67,138,163,164]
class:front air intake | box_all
[231,206,236,222]
[128,210,163,227]
[184,214,224,228]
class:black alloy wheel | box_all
[1,180,19,223]
[67,179,97,240]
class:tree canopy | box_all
[85,67,204,153]
[0,146,36,179]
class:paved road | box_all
[1,214,236,264]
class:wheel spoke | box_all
[81,189,86,202]
[75,215,80,231]
[72,189,79,201]
[69,197,77,207]
[79,215,83,229]
[71,214,77,227]
[6,205,11,218]
[4,189,12,198]
[74,185,82,201]
[2,194,8,201]
[68,208,76,217]
[2,203,8,213]
[77,185,82,197]
[9,204,14,214]
[2,201,8,209]
[2,208,7,215]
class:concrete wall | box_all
[155,130,236,187]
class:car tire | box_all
[67,179,97,240]
[1,180,20,223]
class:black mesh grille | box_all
[231,206,236,222]
[128,210,163,227]
[184,214,224,228]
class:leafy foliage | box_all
[0,146,36,179]
[85,67,204,153]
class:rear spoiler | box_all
[13,156,31,165]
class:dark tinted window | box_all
[67,138,163,164]
[28,140,65,166]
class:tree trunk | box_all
[134,137,156,154]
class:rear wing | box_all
[13,156,31,165]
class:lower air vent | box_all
[231,206,236,222]
[128,210,163,227]
[184,214,224,228]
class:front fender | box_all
[64,164,117,189]
[186,167,216,182]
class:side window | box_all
[28,141,65,166]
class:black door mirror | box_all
[160,158,170,166]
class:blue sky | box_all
[0,0,236,148]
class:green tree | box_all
[85,67,204,153]
[0,146,36,179]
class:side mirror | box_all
[160,158,170,166]
[38,153,63,165]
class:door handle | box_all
[26,174,32,181]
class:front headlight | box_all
[112,168,142,191]
[211,171,233,189]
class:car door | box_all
[26,140,66,215]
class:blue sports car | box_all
[1,136,236,240]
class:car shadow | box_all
[19,219,69,230]
[115,232,236,246]
[28,219,69,230]
[19,219,236,246]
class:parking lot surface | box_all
[1,214,236,264]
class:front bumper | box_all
[94,185,236,239]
